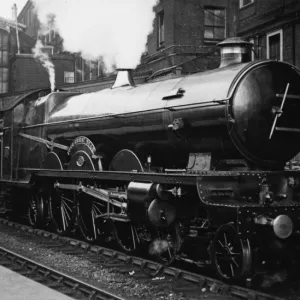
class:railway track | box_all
[0,246,126,300]
[0,217,284,300]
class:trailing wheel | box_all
[50,188,75,235]
[77,192,106,243]
[210,223,252,282]
[28,189,47,228]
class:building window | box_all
[64,72,75,83]
[204,8,226,41]
[40,46,54,55]
[239,0,254,8]
[157,11,164,47]
[266,29,283,61]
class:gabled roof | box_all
[18,0,33,22]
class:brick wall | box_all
[9,54,74,92]
[173,0,236,46]
[174,0,203,46]
[238,0,300,68]
[147,0,175,56]
[141,0,236,76]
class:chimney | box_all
[112,68,135,89]
[217,37,253,68]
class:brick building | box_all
[18,0,105,84]
[9,54,74,92]
[137,0,238,77]
[0,16,29,94]
[238,0,300,68]
[0,1,82,93]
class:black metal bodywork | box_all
[1,60,300,281]
[5,60,300,179]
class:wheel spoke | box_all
[78,194,103,243]
[230,263,234,277]
[62,200,71,221]
[51,190,74,235]
[113,221,140,253]
[232,257,240,268]
[154,225,180,265]
[28,191,46,228]
[212,224,252,281]
[167,245,172,259]
[91,209,97,240]
[131,225,136,250]
[224,233,228,247]
[61,205,66,231]
[231,251,241,256]
[218,240,225,248]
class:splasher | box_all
[32,40,55,92]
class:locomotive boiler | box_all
[34,51,300,171]
[1,37,300,282]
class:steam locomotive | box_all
[1,37,300,282]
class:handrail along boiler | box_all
[1,37,300,281]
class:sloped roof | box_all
[0,16,26,32]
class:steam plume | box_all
[32,40,55,92]
[32,0,157,70]
[149,239,169,255]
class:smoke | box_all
[32,40,55,92]
[149,239,169,255]
[32,0,158,70]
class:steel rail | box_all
[0,245,127,300]
[0,218,283,300]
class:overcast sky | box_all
[1,0,28,20]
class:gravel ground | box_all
[0,226,238,300]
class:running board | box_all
[54,182,127,209]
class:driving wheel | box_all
[50,188,75,235]
[77,192,106,243]
[112,220,140,254]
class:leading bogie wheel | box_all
[210,223,252,282]
[152,223,181,265]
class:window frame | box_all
[239,0,254,9]
[64,71,75,84]
[39,45,54,55]
[204,7,226,42]
[266,29,283,61]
